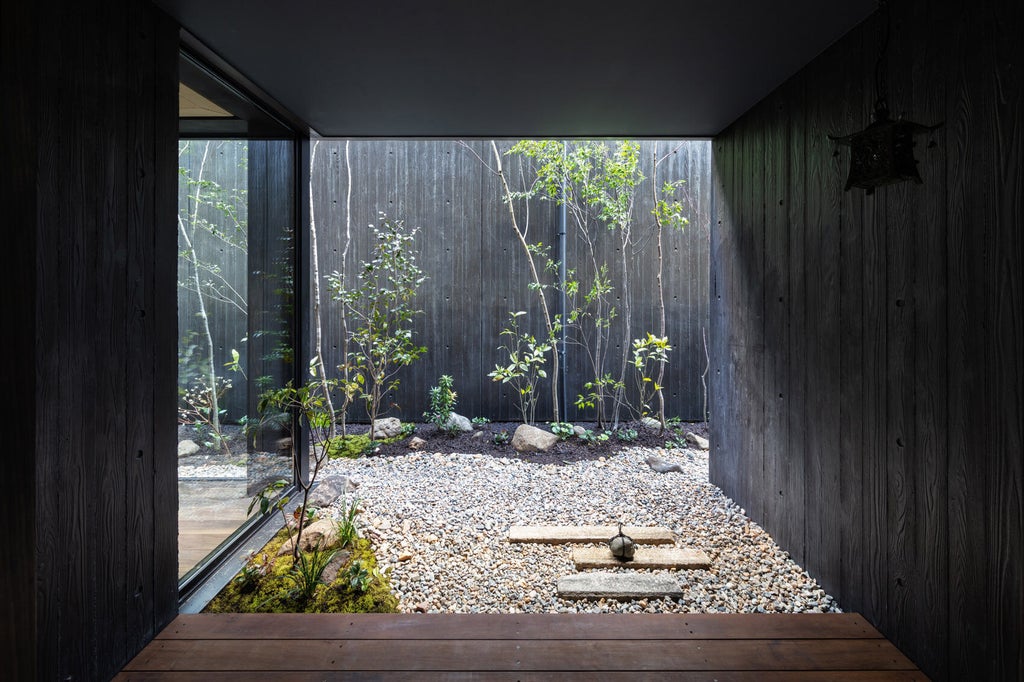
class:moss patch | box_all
[203,529,399,613]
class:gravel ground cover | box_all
[320,445,842,615]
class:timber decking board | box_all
[118,613,922,678]
[116,673,929,682]
[507,525,675,544]
[157,613,882,640]
[572,546,712,570]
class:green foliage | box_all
[488,311,551,424]
[285,544,338,603]
[614,427,639,442]
[345,560,376,592]
[335,495,361,549]
[631,333,672,422]
[493,429,511,446]
[328,213,427,439]
[578,428,610,445]
[248,479,291,529]
[205,531,398,614]
[328,434,372,459]
[549,422,576,440]
[234,550,275,594]
[471,416,490,426]
[424,374,459,434]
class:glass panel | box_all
[176,138,295,581]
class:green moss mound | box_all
[204,529,399,614]
[328,425,413,459]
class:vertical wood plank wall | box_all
[3,1,180,679]
[709,0,1022,679]
[312,140,712,422]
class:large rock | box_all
[278,518,339,556]
[640,417,662,431]
[442,412,473,433]
[372,417,403,439]
[645,455,684,473]
[306,475,359,507]
[512,424,559,453]
[320,549,353,584]
[177,439,200,457]
[685,431,710,450]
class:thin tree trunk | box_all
[180,141,227,450]
[489,141,560,422]
[653,151,667,432]
[339,140,353,436]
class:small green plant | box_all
[471,416,490,426]
[285,545,338,603]
[488,311,551,425]
[400,422,416,438]
[234,550,274,594]
[578,428,610,445]
[335,495,361,549]
[614,427,639,442]
[549,422,575,440]
[345,560,377,593]
[665,436,688,450]
[631,333,672,427]
[249,479,291,528]
[424,374,459,434]
[328,213,427,440]
[179,375,233,455]
[493,429,511,445]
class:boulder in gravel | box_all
[442,412,474,433]
[307,475,359,507]
[645,455,684,473]
[685,432,710,450]
[409,436,427,450]
[177,439,200,457]
[277,518,341,556]
[512,424,559,453]
[372,417,403,439]
[641,417,662,431]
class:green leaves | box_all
[488,311,551,424]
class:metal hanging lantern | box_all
[829,0,941,194]
[608,522,636,561]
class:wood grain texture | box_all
[311,139,711,423]
[708,1,1022,679]
[18,2,179,679]
[118,613,920,677]
[2,0,39,679]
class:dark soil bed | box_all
[344,420,709,466]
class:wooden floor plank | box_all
[508,525,675,544]
[157,613,884,641]
[124,638,918,672]
[116,671,929,681]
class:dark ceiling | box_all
[156,0,876,138]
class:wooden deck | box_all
[117,613,925,680]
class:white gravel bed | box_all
[178,464,247,480]
[321,447,841,615]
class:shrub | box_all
[424,374,459,434]
[549,422,575,440]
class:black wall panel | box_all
[710,0,1022,678]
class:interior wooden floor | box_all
[117,612,925,680]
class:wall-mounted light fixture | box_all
[830,0,941,194]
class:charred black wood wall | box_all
[3,0,179,679]
[312,140,712,423]
[709,0,1022,679]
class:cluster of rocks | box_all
[320,445,840,615]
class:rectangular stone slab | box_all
[557,573,684,601]
[573,546,711,570]
[508,525,674,545]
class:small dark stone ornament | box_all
[608,523,636,561]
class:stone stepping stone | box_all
[572,546,711,570]
[507,525,674,545]
[557,573,684,601]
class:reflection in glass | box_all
[176,139,294,580]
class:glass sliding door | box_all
[176,52,298,585]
